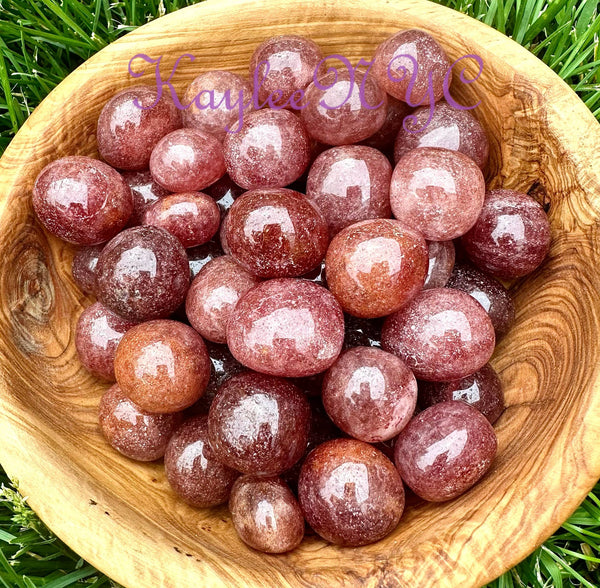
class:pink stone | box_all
[250,35,325,108]
[395,101,489,169]
[227,278,345,377]
[75,302,137,381]
[223,109,311,189]
[419,363,504,424]
[390,147,485,240]
[306,145,392,237]
[322,346,418,442]
[382,287,495,381]
[446,262,515,338]
[182,70,253,140]
[225,188,328,278]
[150,128,225,192]
[98,384,182,461]
[325,218,428,318]
[360,96,413,154]
[72,244,103,295]
[229,475,304,553]
[97,85,182,171]
[298,438,404,546]
[164,415,239,507]
[33,156,133,245]
[185,256,261,343]
[372,29,451,105]
[122,169,170,226]
[394,400,497,501]
[143,191,220,248]
[424,240,455,289]
[208,371,310,474]
[461,189,552,278]
[301,70,387,145]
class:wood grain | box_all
[1,0,600,586]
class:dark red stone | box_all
[361,96,413,154]
[122,169,170,226]
[424,240,455,289]
[72,244,103,295]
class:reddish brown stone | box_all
[72,244,103,295]
[424,240,455,289]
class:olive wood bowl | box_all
[1,0,600,586]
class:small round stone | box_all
[301,70,387,145]
[122,169,170,226]
[143,191,220,248]
[446,262,515,338]
[394,400,497,501]
[325,219,428,318]
[323,347,418,442]
[150,128,226,193]
[186,256,261,343]
[97,85,182,171]
[390,147,485,241]
[187,240,224,280]
[114,319,211,413]
[226,188,328,278]
[208,371,310,474]
[419,363,504,424]
[205,174,246,218]
[250,35,325,108]
[75,302,137,381]
[227,279,345,377]
[183,71,253,140]
[96,226,190,322]
[395,101,489,169]
[298,439,404,546]
[306,145,392,237]
[360,96,413,154]
[461,189,552,278]
[164,415,239,507]
[72,245,103,295]
[382,288,495,381]
[424,240,455,289]
[229,475,304,553]
[98,384,182,461]
[223,109,311,190]
[33,156,133,245]
[372,29,451,105]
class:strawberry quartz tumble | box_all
[71,245,103,295]
[423,240,455,289]
[227,279,345,377]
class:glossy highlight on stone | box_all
[306,145,392,237]
[208,371,310,474]
[164,415,239,507]
[298,439,404,546]
[225,188,328,278]
[390,147,485,241]
[122,169,170,226]
[223,109,311,190]
[394,400,497,501]
[323,347,418,442]
[424,240,455,289]
[75,302,137,381]
[325,219,429,318]
[372,29,451,105]
[33,156,133,245]
[461,189,552,278]
[395,101,489,169]
[447,262,515,338]
[227,279,345,377]
[150,128,226,192]
[72,244,103,295]
[183,70,253,140]
[186,256,261,343]
[143,191,220,248]
[382,288,495,381]
[98,384,182,461]
[419,363,504,424]
[96,226,190,322]
[114,319,211,413]
[229,475,304,553]
[301,70,387,145]
[97,85,182,170]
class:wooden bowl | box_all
[1,0,600,586]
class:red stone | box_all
[424,240,455,289]
[72,244,103,295]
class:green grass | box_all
[0,0,599,586]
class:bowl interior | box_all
[1,0,600,587]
